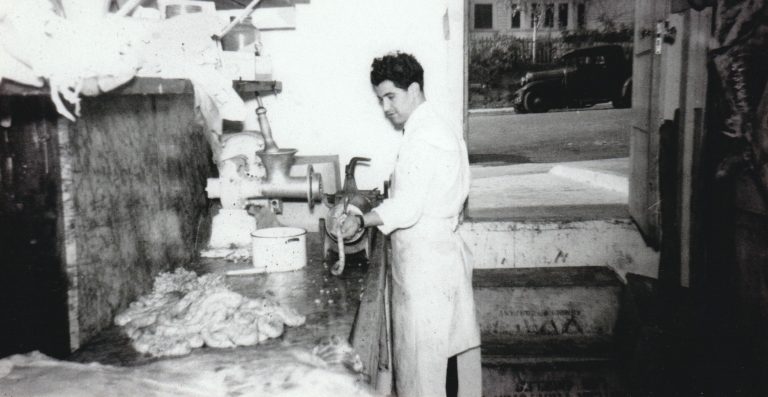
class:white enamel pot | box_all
[251,227,307,272]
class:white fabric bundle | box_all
[0,0,140,120]
[0,1,247,126]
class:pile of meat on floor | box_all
[114,268,305,357]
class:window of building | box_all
[544,3,554,28]
[511,4,521,29]
[558,3,568,29]
[530,3,539,28]
[577,3,586,29]
[474,3,493,29]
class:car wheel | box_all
[523,91,548,113]
[613,82,632,108]
[612,96,630,109]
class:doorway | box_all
[465,0,636,220]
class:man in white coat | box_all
[338,52,481,397]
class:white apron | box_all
[390,215,480,397]
[372,100,480,396]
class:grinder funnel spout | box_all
[256,149,323,208]
[258,148,297,181]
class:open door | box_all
[628,0,670,249]
[629,0,711,285]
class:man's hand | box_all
[338,214,363,239]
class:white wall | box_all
[242,0,465,192]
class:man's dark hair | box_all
[370,52,424,91]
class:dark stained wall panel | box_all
[1,83,213,354]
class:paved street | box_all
[467,106,632,164]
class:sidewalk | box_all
[468,157,629,221]
[468,107,518,116]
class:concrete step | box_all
[481,335,614,361]
[482,357,624,397]
[462,158,660,279]
[460,219,659,280]
[474,266,627,397]
[474,267,623,353]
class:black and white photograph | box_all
[1,0,767,395]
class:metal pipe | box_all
[206,172,322,205]
[258,173,321,200]
[114,0,144,17]
[255,95,278,152]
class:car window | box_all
[565,55,588,66]
[594,55,607,65]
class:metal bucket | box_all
[251,227,307,273]
[221,18,259,52]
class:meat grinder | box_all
[205,95,323,248]
[319,157,386,263]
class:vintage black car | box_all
[512,44,632,113]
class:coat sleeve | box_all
[373,136,441,235]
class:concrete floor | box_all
[467,157,630,221]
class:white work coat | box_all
[374,101,481,397]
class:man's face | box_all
[374,80,421,128]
